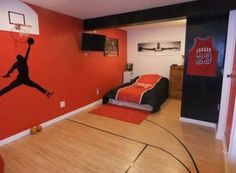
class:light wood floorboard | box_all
[0,99,224,173]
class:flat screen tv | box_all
[81,33,106,51]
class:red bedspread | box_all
[116,74,162,104]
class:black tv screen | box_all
[82,33,106,51]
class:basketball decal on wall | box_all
[187,36,218,77]
[0,38,54,97]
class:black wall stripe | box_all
[83,0,236,30]
[181,13,229,123]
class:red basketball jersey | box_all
[187,36,218,77]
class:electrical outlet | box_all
[60,101,65,108]
[96,88,99,95]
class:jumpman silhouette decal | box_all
[0,38,53,97]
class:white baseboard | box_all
[179,117,216,129]
[0,129,30,147]
[216,132,224,140]
[0,99,102,147]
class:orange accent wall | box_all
[0,5,127,140]
[225,44,236,151]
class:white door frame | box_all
[216,10,236,140]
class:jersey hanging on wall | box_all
[187,36,218,77]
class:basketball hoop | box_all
[10,23,32,52]
[13,24,32,38]
[15,23,21,30]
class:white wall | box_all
[127,21,186,78]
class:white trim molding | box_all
[216,10,236,140]
[0,99,102,147]
[180,117,216,129]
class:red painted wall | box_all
[225,44,236,151]
[0,5,127,140]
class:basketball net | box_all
[10,24,32,52]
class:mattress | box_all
[108,98,153,111]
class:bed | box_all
[103,74,169,113]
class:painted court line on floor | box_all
[66,118,192,173]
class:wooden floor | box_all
[0,99,225,173]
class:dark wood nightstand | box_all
[169,64,183,99]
